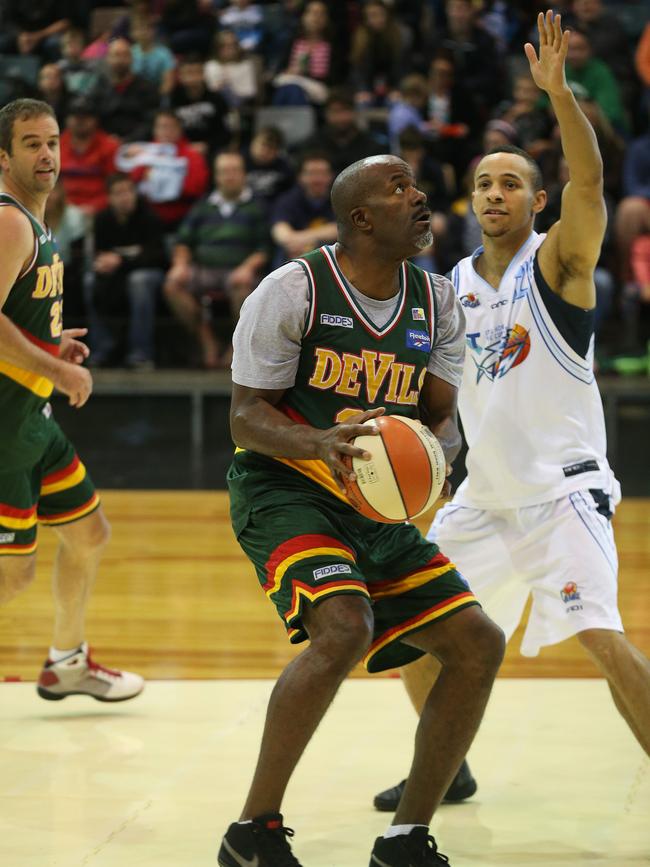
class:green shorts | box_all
[228,452,478,673]
[0,407,100,555]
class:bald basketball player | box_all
[217,154,505,867]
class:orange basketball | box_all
[342,415,446,523]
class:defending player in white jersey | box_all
[373,10,650,815]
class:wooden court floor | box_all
[0,492,648,681]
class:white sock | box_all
[384,824,427,838]
[49,645,82,662]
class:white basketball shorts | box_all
[428,488,623,657]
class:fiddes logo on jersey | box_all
[0,532,15,544]
[313,564,352,581]
[406,329,431,351]
[320,313,353,328]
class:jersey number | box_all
[49,299,63,338]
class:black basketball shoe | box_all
[218,812,303,867]
[369,827,450,866]
[373,760,477,812]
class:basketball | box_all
[342,415,447,523]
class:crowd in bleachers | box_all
[0,0,648,370]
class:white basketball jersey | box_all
[449,231,618,508]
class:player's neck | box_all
[0,178,47,223]
[478,226,532,287]
[334,242,402,301]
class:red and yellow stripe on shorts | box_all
[38,455,100,525]
[0,503,38,555]
[263,534,369,639]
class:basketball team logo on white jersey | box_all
[448,231,617,509]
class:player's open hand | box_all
[524,10,570,97]
[317,406,385,492]
[59,328,90,365]
[52,361,93,408]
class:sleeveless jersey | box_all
[0,193,63,465]
[275,244,439,500]
[448,231,616,508]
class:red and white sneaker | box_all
[37,643,144,702]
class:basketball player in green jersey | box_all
[0,99,143,702]
[218,155,505,867]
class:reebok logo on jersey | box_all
[0,533,15,544]
[411,307,425,320]
[321,313,353,328]
[313,564,352,580]
[406,329,431,351]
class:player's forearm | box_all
[0,313,63,379]
[230,396,322,459]
[550,87,603,186]
[429,415,462,465]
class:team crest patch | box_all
[406,329,431,351]
[320,313,353,328]
[411,307,426,320]
[560,581,580,603]
[460,293,480,308]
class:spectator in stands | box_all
[615,125,650,348]
[44,181,86,324]
[565,27,628,134]
[493,71,554,160]
[60,97,119,214]
[0,0,79,61]
[58,27,99,95]
[218,0,265,55]
[349,0,411,108]
[130,13,177,96]
[300,89,383,175]
[387,74,432,153]
[89,37,160,142]
[37,63,70,127]
[424,0,507,119]
[157,0,216,57]
[270,151,337,264]
[116,110,210,235]
[245,126,295,205]
[204,29,259,108]
[164,151,271,368]
[574,90,625,200]
[272,1,342,106]
[86,173,167,369]
[164,55,232,158]
[566,0,638,122]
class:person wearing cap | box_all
[59,98,119,214]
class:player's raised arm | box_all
[527,10,606,308]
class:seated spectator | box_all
[85,173,167,369]
[157,0,216,57]
[164,151,271,368]
[0,0,79,61]
[493,72,554,160]
[565,27,628,134]
[299,89,383,175]
[164,56,232,158]
[270,151,337,265]
[350,0,410,108]
[387,74,431,153]
[59,97,119,214]
[58,27,100,95]
[37,63,70,127]
[424,0,507,120]
[116,110,210,234]
[88,37,160,142]
[130,13,177,96]
[272,1,342,106]
[245,126,295,205]
[204,29,260,108]
[44,181,86,323]
[218,0,265,55]
[615,126,650,349]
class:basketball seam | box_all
[379,421,409,521]
[391,416,433,517]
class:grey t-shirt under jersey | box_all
[232,257,466,391]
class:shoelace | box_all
[254,823,302,867]
[85,650,121,679]
[422,834,450,865]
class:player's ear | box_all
[532,189,547,215]
[350,206,370,232]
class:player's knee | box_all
[0,556,37,603]
[61,509,111,555]
[578,628,623,662]
[307,596,374,668]
[449,612,505,680]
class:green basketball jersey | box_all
[273,244,438,497]
[0,193,64,467]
